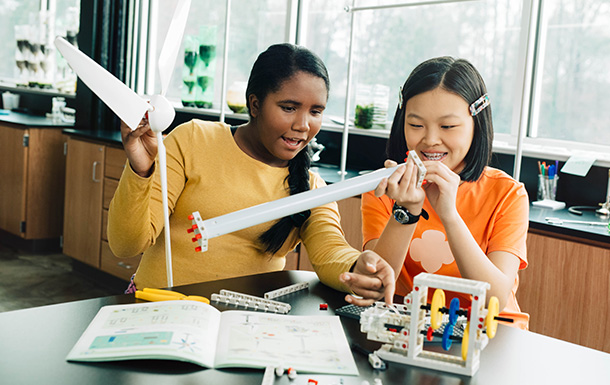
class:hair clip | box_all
[398,85,404,109]
[469,93,490,116]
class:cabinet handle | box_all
[92,161,101,182]
[117,261,133,269]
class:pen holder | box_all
[533,175,565,210]
[537,175,558,201]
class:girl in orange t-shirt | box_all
[361,57,529,328]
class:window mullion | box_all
[511,0,542,181]
[527,0,550,140]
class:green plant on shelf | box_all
[354,104,374,129]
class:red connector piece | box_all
[319,303,328,310]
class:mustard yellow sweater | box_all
[108,120,359,291]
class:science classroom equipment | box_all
[359,273,503,376]
[55,0,192,287]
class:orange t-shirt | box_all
[362,167,530,328]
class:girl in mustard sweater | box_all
[108,43,395,306]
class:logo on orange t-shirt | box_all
[410,230,454,272]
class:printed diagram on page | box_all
[224,313,349,370]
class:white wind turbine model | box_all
[55,0,192,287]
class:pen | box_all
[545,217,608,226]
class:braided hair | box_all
[246,43,330,254]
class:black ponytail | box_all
[259,146,312,254]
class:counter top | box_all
[529,205,609,244]
[0,110,74,128]
[63,128,122,145]
[1,270,608,384]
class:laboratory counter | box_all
[0,109,74,128]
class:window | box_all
[301,0,524,135]
[0,0,43,84]
[145,0,289,113]
[530,0,610,146]
[0,0,79,92]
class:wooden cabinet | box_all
[297,196,362,271]
[519,231,610,353]
[63,137,104,266]
[100,146,140,281]
[63,136,140,281]
[0,123,65,243]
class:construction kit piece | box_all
[211,289,291,314]
[368,352,386,370]
[188,162,406,252]
[261,366,275,385]
[264,282,309,299]
[406,151,427,188]
[359,273,499,376]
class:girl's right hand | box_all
[374,159,425,213]
[120,116,157,177]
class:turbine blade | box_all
[158,0,191,96]
[54,36,150,130]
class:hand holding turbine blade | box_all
[55,0,192,288]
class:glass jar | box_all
[354,84,373,129]
[371,84,389,129]
[226,81,247,114]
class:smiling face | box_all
[404,87,475,174]
[245,71,327,167]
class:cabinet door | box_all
[24,129,66,239]
[63,138,104,267]
[520,232,610,353]
[0,125,27,236]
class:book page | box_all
[66,300,220,367]
[214,312,358,376]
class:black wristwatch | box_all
[392,203,429,225]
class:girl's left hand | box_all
[421,160,461,220]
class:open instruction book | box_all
[66,300,358,375]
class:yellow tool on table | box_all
[135,287,210,304]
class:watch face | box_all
[394,209,409,223]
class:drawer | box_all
[100,240,141,282]
[105,146,127,179]
[103,177,119,209]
